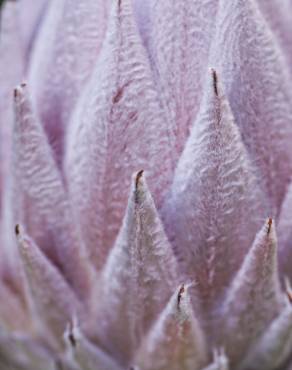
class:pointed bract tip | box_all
[15,224,20,236]
[64,317,80,348]
[135,170,144,190]
[210,68,218,97]
[14,82,27,100]
[177,284,185,310]
[267,217,273,234]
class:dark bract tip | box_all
[15,224,20,236]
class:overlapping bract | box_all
[0,0,292,369]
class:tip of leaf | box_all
[210,68,218,97]
[177,284,185,310]
[135,170,144,190]
[14,82,27,100]
[15,224,20,236]
[267,217,273,234]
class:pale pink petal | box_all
[0,1,25,279]
[210,0,292,213]
[201,350,229,370]
[28,0,108,161]
[12,83,93,300]
[134,284,208,370]
[64,320,122,370]
[93,172,178,365]
[0,279,29,331]
[239,299,292,370]
[162,69,263,312]
[257,0,292,69]
[18,0,49,64]
[276,181,292,282]
[0,1,24,211]
[16,225,82,347]
[217,219,284,365]
[65,0,176,271]
[0,330,53,370]
[148,0,218,153]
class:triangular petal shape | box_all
[148,0,218,153]
[134,284,208,370]
[162,69,263,312]
[93,172,178,364]
[218,219,284,365]
[239,299,292,370]
[16,225,82,347]
[210,0,292,213]
[65,0,176,271]
[28,0,108,161]
[12,83,93,300]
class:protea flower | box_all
[1,0,292,369]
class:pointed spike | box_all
[16,226,82,347]
[162,68,264,313]
[210,0,292,212]
[12,83,93,300]
[65,0,176,271]
[134,284,208,370]
[218,219,284,365]
[239,302,292,370]
[93,173,179,364]
[211,68,219,97]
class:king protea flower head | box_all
[1,0,292,369]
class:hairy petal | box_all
[277,181,292,282]
[18,0,49,64]
[66,0,175,271]
[218,219,284,365]
[162,69,263,313]
[93,172,178,364]
[239,300,292,370]
[16,225,82,347]
[210,0,292,213]
[12,83,93,300]
[0,330,53,370]
[0,1,24,276]
[257,0,292,70]
[134,284,208,370]
[28,0,108,161]
[0,279,29,331]
[148,0,218,153]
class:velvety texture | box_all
[0,0,292,369]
